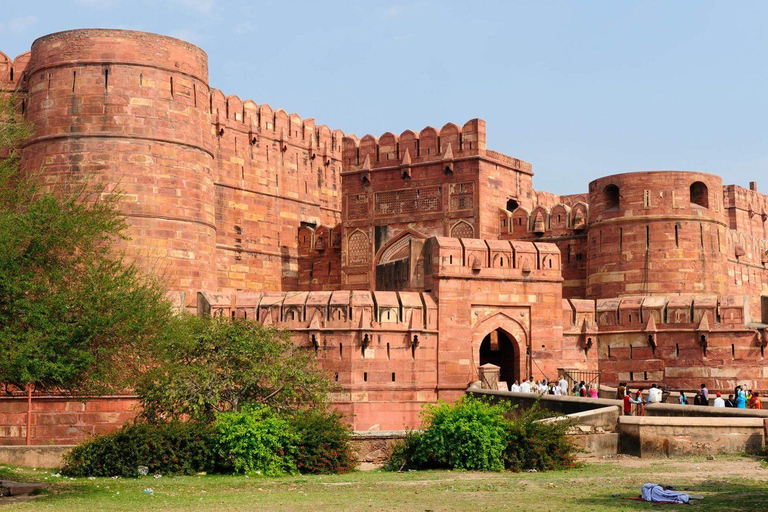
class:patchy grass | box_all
[1,456,767,511]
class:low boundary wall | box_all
[469,387,768,458]
[619,416,767,457]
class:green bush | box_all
[61,421,218,477]
[409,396,511,471]
[291,409,356,474]
[382,430,423,471]
[385,397,576,473]
[214,406,299,476]
[504,406,576,472]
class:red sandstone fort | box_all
[2,29,768,442]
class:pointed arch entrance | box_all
[472,312,529,384]
[479,330,519,385]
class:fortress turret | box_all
[586,171,729,299]
[21,29,216,306]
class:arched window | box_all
[690,181,709,208]
[604,185,620,211]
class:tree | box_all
[136,316,333,423]
[0,96,175,396]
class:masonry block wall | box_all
[197,289,439,431]
[340,121,536,290]
[209,90,343,293]
[594,295,768,392]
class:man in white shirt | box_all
[520,379,531,393]
[559,377,569,396]
[713,392,725,407]
[647,383,663,404]
[510,381,521,392]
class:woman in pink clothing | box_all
[588,385,598,398]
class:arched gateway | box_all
[479,330,519,385]
[472,312,529,385]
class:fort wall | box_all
[209,90,343,293]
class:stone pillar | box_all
[478,363,500,390]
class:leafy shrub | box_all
[403,396,512,471]
[291,409,356,474]
[385,397,577,473]
[382,430,423,471]
[214,406,299,476]
[504,406,576,472]
[61,421,218,477]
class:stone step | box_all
[0,480,49,497]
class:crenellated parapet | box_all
[500,201,590,237]
[723,182,768,237]
[343,120,485,169]
[0,50,31,96]
[209,89,345,165]
[594,295,753,329]
[196,289,438,333]
[423,237,562,283]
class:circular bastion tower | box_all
[586,171,730,299]
[21,29,216,306]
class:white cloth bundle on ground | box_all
[641,483,689,504]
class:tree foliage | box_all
[0,96,175,395]
[136,316,333,423]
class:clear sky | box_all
[1,1,766,195]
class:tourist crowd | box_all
[509,378,764,416]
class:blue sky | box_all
[1,1,766,194]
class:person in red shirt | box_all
[750,391,763,410]
[623,393,632,416]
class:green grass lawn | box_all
[2,456,767,511]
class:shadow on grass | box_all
[575,480,768,511]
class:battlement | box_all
[424,237,561,279]
[500,201,590,237]
[0,50,31,94]
[209,89,345,157]
[342,120,485,169]
[589,295,752,329]
[197,290,438,332]
[724,183,768,216]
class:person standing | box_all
[616,382,626,400]
[623,393,633,416]
[750,391,763,410]
[678,391,688,405]
[724,394,735,407]
[510,380,521,392]
[713,392,725,407]
[700,383,709,405]
[736,388,747,409]
[520,379,531,393]
[559,376,569,396]
[693,392,703,406]
[633,388,646,416]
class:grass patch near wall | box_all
[1,456,767,511]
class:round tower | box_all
[586,171,729,299]
[22,29,216,307]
